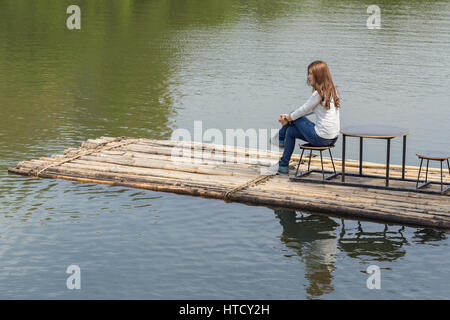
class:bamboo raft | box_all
[8,136,450,229]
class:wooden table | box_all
[340,125,410,187]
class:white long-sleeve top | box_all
[289,90,340,139]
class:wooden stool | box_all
[415,151,450,194]
[295,143,338,180]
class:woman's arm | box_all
[289,91,321,121]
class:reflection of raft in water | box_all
[8,136,450,230]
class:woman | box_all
[276,60,340,175]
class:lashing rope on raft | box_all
[223,174,273,201]
[223,159,297,201]
[33,137,142,177]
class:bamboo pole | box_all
[39,155,259,177]
[18,160,250,187]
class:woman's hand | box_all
[283,114,293,122]
[278,114,286,126]
[278,114,292,126]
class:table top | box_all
[416,150,450,160]
[341,125,409,138]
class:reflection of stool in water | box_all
[295,143,338,180]
[415,151,450,194]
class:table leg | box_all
[359,137,363,176]
[402,135,407,180]
[386,138,391,187]
[342,135,346,182]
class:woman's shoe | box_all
[277,165,289,176]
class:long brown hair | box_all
[307,60,340,110]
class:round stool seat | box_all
[299,143,335,150]
[416,151,450,160]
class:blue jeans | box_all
[279,116,337,167]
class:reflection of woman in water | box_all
[274,209,339,299]
[276,61,340,175]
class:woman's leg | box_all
[279,116,338,168]
[279,110,297,140]
[279,125,307,166]
[278,123,291,141]
[293,117,337,146]
[292,117,317,143]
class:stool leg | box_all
[342,135,346,182]
[425,159,429,183]
[416,158,423,189]
[320,150,325,180]
[307,150,313,171]
[329,149,336,174]
[295,149,305,177]
[359,137,363,176]
[447,159,450,175]
[386,138,391,187]
[402,135,407,180]
[441,160,444,193]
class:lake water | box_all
[0,0,449,299]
